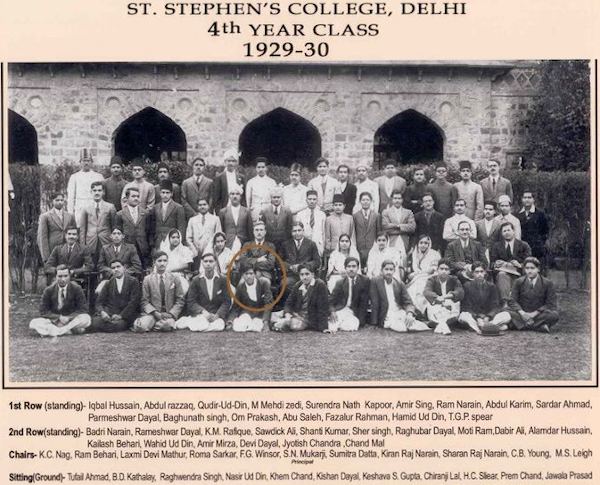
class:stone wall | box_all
[8,62,540,169]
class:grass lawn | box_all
[7,290,592,383]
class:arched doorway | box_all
[374,110,444,168]
[9,110,38,165]
[239,108,321,169]
[113,107,187,163]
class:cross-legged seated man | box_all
[89,259,141,333]
[507,257,559,333]
[423,258,464,335]
[458,261,511,334]
[273,264,330,332]
[228,263,273,332]
[133,251,185,332]
[176,253,231,332]
[328,256,369,332]
[30,265,91,337]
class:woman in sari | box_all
[366,232,405,282]
[405,234,441,315]
[326,233,361,292]
[159,228,194,293]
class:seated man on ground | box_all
[273,264,330,332]
[29,265,91,337]
[133,251,186,332]
[507,256,559,333]
[370,260,430,333]
[228,263,274,332]
[89,259,141,333]
[423,258,464,335]
[177,253,231,332]
[328,256,370,332]
[458,261,511,334]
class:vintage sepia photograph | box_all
[6,60,592,383]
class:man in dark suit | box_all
[281,222,321,290]
[353,191,381,267]
[517,190,550,272]
[507,257,559,332]
[336,164,357,215]
[444,221,487,281]
[239,222,277,284]
[228,263,274,332]
[80,181,117,264]
[89,259,142,333]
[29,265,91,337]
[181,157,214,220]
[423,259,464,334]
[329,256,369,330]
[413,192,445,252]
[273,264,329,332]
[260,187,293,253]
[97,227,142,280]
[176,253,231,332]
[476,201,502,262]
[218,185,253,251]
[115,187,153,268]
[458,261,511,333]
[404,167,429,214]
[490,222,532,304]
[102,157,128,211]
[37,192,76,263]
[152,180,186,248]
[45,227,93,279]
[213,150,247,214]
[153,163,181,205]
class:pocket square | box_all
[169,283,175,289]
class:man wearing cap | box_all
[121,160,156,211]
[153,163,181,205]
[282,162,309,216]
[228,263,274,332]
[219,185,253,253]
[324,194,355,256]
[495,195,522,240]
[334,164,357,215]
[246,157,277,220]
[353,165,380,214]
[426,161,458,218]
[67,148,104,226]
[307,157,339,214]
[453,160,484,221]
[102,156,128,211]
[375,159,407,213]
[181,158,214,220]
[239,221,277,284]
[260,187,293,253]
[296,190,326,258]
[79,181,117,265]
[213,149,246,213]
[152,180,186,248]
[480,159,513,204]
[37,192,76,263]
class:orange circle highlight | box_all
[225,244,287,313]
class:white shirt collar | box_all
[520,205,536,213]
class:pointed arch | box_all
[9,110,39,165]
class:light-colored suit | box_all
[480,176,514,205]
[375,175,407,213]
[381,206,416,252]
[186,212,222,258]
[296,207,326,257]
[307,175,339,213]
[80,200,117,255]
[37,209,76,262]
[134,271,185,332]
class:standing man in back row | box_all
[480,158,513,204]
[246,157,277,220]
[67,148,104,226]
[426,161,458,218]
[213,149,246,214]
[454,160,484,221]
[375,159,407,213]
[182,157,214,220]
[307,157,338,215]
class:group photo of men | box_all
[30,149,558,339]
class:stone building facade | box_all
[8,61,540,170]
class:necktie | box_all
[274,206,278,216]
[196,177,201,188]
[525,211,530,220]
[160,276,166,312]
[202,214,206,225]
[321,181,327,197]
[96,204,100,219]
[162,204,167,220]
[530,279,535,288]
[115,246,120,256]
[310,209,315,229]
[58,288,65,310]
[67,245,73,259]
[506,243,512,259]
[363,211,368,221]
[492,178,496,192]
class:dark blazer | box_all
[284,279,330,331]
[181,176,214,220]
[186,275,231,319]
[281,238,321,276]
[213,171,247,213]
[37,210,77,262]
[423,275,464,304]
[339,183,357,215]
[97,243,142,279]
[260,205,293,247]
[152,200,186,247]
[80,200,117,251]
[413,209,446,251]
[476,218,503,253]
[229,277,273,322]
[95,274,141,324]
[154,182,181,205]
[115,206,153,259]
[508,276,558,329]
[39,281,88,319]
[45,243,93,276]
[404,182,429,214]
[102,177,128,212]
[461,280,502,318]
[219,205,253,249]
[329,275,370,327]
[369,276,415,327]
[517,208,550,252]
[239,241,277,273]
[353,210,381,259]
[444,239,487,272]
[490,239,532,268]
